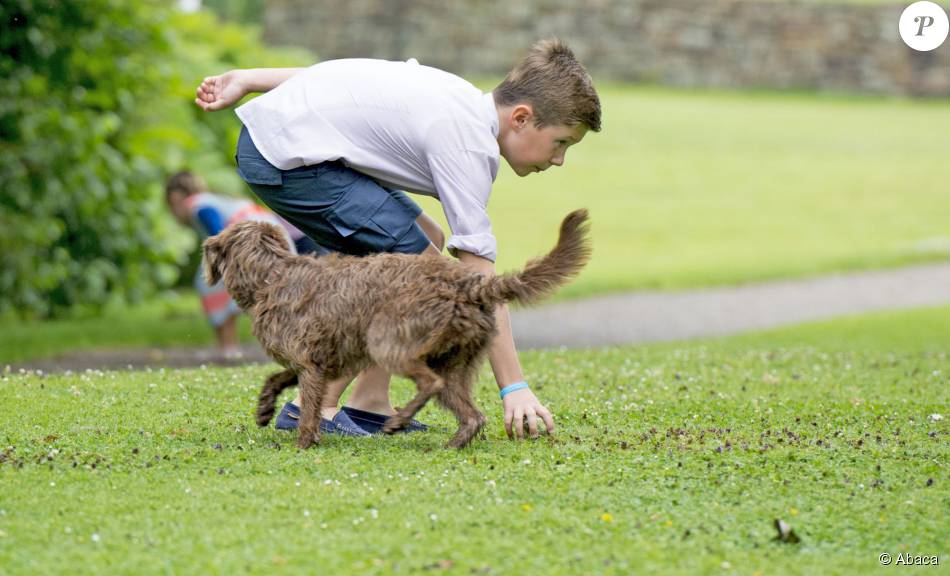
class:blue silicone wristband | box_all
[499,381,529,399]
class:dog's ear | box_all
[260,222,294,253]
[202,235,226,285]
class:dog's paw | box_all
[296,431,320,449]
[446,418,483,449]
[446,435,473,449]
[381,418,407,435]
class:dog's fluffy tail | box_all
[469,209,591,307]
[256,368,298,427]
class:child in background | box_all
[165,170,322,358]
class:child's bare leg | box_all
[214,314,240,355]
[346,365,395,415]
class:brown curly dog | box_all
[202,209,591,449]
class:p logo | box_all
[899,1,949,51]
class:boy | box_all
[166,170,323,359]
[195,39,601,440]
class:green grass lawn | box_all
[0,292,254,364]
[1,306,946,574]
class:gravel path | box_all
[11,262,950,373]
[511,262,950,349]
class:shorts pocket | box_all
[236,157,283,186]
[365,194,417,243]
[325,190,388,237]
[333,193,419,255]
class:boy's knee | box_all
[415,213,445,252]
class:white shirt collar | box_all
[483,92,499,139]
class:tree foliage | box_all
[0,1,311,318]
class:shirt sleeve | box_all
[427,149,497,262]
[195,206,226,236]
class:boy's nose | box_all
[550,155,564,167]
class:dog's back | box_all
[249,251,472,367]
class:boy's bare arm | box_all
[456,250,556,440]
[195,68,303,112]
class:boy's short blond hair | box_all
[165,170,207,201]
[493,38,601,132]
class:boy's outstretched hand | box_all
[195,70,246,112]
[503,387,555,440]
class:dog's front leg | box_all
[297,368,326,449]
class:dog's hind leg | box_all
[297,368,328,449]
[382,360,444,435]
[436,370,486,449]
[256,368,298,427]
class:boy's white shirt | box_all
[235,58,501,261]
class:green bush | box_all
[0,1,312,318]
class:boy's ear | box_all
[202,236,225,285]
[510,103,535,130]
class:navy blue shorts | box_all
[235,125,431,256]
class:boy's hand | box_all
[503,387,555,440]
[195,70,246,112]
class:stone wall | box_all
[263,0,950,97]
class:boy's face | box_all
[167,190,191,226]
[499,105,588,177]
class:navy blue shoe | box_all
[320,409,371,437]
[275,401,300,431]
[341,406,429,434]
[274,402,370,437]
